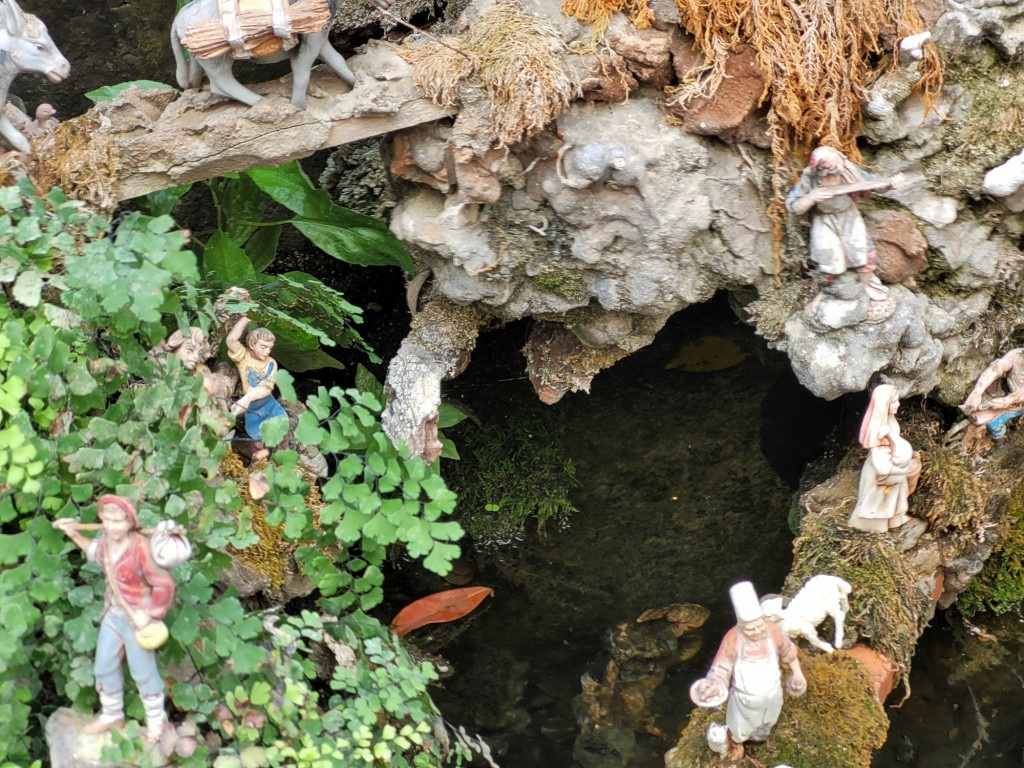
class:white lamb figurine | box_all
[760,575,852,653]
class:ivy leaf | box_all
[259,414,290,447]
[12,269,43,307]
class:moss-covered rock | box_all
[667,653,886,768]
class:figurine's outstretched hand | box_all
[785,670,807,697]
[52,517,78,534]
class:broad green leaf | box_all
[84,81,174,102]
[292,220,414,273]
[246,224,282,272]
[202,231,256,285]
[271,337,345,373]
[213,175,269,245]
[438,403,470,429]
[246,162,330,219]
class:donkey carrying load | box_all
[171,0,355,109]
[0,0,69,153]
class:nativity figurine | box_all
[786,146,908,320]
[227,316,287,460]
[960,347,1024,446]
[51,496,189,743]
[847,384,921,533]
[158,326,237,409]
[760,575,851,654]
[171,0,355,109]
[689,581,806,760]
[0,0,70,153]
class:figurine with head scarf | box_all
[848,384,922,532]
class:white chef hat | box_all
[730,581,764,623]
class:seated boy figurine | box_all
[226,316,287,460]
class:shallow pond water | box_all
[871,615,1024,768]
[430,298,847,766]
[426,298,1024,768]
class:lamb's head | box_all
[760,596,786,621]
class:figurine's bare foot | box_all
[82,715,125,735]
[805,292,824,316]
[726,738,745,761]
[864,274,890,301]
[252,442,270,461]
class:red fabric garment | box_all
[94,533,176,620]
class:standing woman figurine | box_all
[227,316,287,460]
[52,496,175,742]
[847,384,922,532]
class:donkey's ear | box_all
[0,0,25,35]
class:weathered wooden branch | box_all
[31,40,454,209]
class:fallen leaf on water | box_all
[392,586,494,637]
[665,336,746,372]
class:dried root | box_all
[400,3,581,147]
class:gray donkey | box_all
[171,0,355,109]
[0,0,69,153]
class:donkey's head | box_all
[0,0,70,83]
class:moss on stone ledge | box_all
[668,653,886,768]
[530,268,590,303]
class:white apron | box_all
[727,634,784,743]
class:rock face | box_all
[379,0,1024,443]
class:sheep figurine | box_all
[760,575,852,653]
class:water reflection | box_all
[433,298,840,767]
[872,616,1024,768]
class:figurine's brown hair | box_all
[245,326,276,349]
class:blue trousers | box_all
[988,409,1024,440]
[94,608,164,697]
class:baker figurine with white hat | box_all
[689,581,807,759]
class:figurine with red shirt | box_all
[52,496,189,743]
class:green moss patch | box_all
[669,653,886,768]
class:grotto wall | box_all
[381,0,1024,457]
[24,0,1024,459]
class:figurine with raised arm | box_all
[787,147,908,313]
[960,348,1024,446]
[689,581,806,760]
[848,384,922,532]
[51,496,176,743]
[227,316,287,460]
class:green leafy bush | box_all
[138,161,415,372]
[0,180,463,766]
